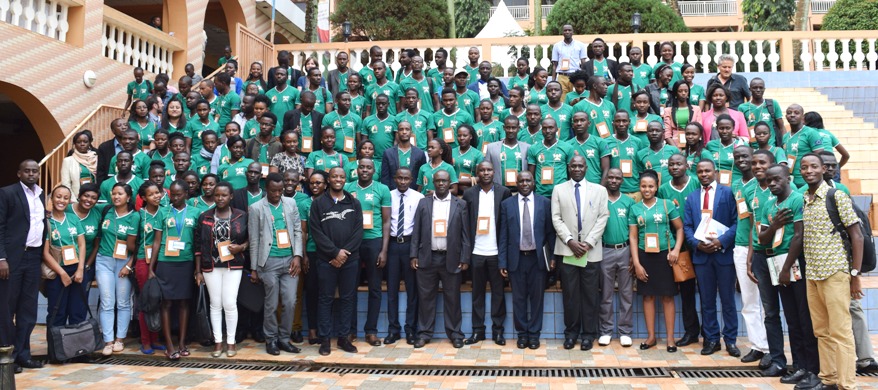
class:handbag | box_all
[662,200,696,282]
[194,284,213,344]
[46,284,102,362]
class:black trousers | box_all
[678,277,701,338]
[470,254,506,336]
[416,251,463,341]
[387,240,418,336]
[5,248,40,362]
[304,252,319,331]
[508,252,546,339]
[318,258,359,339]
[560,261,600,341]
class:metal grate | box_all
[676,368,766,379]
[97,357,311,372]
[316,366,671,378]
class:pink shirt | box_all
[700,108,748,145]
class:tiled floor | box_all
[15,326,878,389]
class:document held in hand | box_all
[693,216,729,244]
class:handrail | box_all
[102,6,183,51]
[202,55,238,82]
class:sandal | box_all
[165,350,181,361]
[179,346,190,357]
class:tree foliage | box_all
[330,0,450,41]
[741,0,796,31]
[545,0,688,35]
[304,0,317,42]
[822,0,878,30]
[454,0,490,38]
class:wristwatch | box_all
[851,269,860,277]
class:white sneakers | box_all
[620,336,633,347]
[598,335,612,346]
[103,341,124,356]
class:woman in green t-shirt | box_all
[68,183,103,278]
[96,182,140,356]
[681,64,706,111]
[135,182,167,355]
[218,136,254,190]
[417,138,459,196]
[188,174,218,211]
[129,99,156,151]
[663,80,702,149]
[451,124,484,195]
[346,140,382,183]
[682,123,712,179]
[151,180,201,361]
[628,170,684,353]
[305,127,346,178]
[43,185,88,328]
[182,171,201,199]
[302,170,327,345]
[527,68,549,106]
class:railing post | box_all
[780,34,795,72]
[482,42,492,62]
[0,345,15,390]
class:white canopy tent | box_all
[476,1,526,68]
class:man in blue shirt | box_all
[551,25,588,102]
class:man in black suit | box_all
[381,121,427,191]
[410,170,470,349]
[281,91,325,142]
[499,171,555,350]
[582,38,620,82]
[96,118,128,184]
[462,161,512,346]
[267,50,304,90]
[0,160,45,373]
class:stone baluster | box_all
[853,39,865,70]
[740,40,752,72]
[645,40,658,67]
[618,41,630,63]
[11,0,22,26]
[673,41,684,64]
[826,39,839,71]
[799,39,813,71]
[326,49,338,73]
[813,39,826,71]
[767,39,779,72]
[538,43,551,70]
[698,40,712,73]
[23,0,34,31]
[867,39,878,70]
[840,38,853,71]
[0,0,9,22]
[685,41,698,69]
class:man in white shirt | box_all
[551,24,588,100]
[385,167,424,345]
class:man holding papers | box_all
[682,160,739,357]
[550,156,609,351]
[499,171,555,349]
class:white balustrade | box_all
[541,5,552,19]
[0,0,69,42]
[488,5,530,20]
[101,6,179,75]
[678,0,737,16]
[811,0,836,14]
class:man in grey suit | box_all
[410,170,471,349]
[551,155,609,351]
[248,173,304,356]
[326,52,351,97]
[484,116,530,190]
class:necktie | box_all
[521,197,535,251]
[396,193,405,237]
[703,185,711,210]
[574,183,582,233]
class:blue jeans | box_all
[95,254,132,343]
[44,264,91,327]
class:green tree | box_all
[330,0,450,41]
[741,0,796,31]
[454,0,490,38]
[304,0,317,42]
[545,0,688,35]
[823,0,878,30]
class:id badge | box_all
[363,211,374,229]
[786,155,796,172]
[596,122,610,138]
[748,126,756,142]
[164,236,181,256]
[678,132,687,147]
[344,137,355,153]
[719,170,732,186]
[301,136,313,153]
[505,169,517,186]
[620,160,633,177]
[772,226,784,248]
[476,216,490,235]
[276,229,291,248]
[217,241,234,262]
[144,245,153,264]
[634,120,647,133]
[113,240,128,259]
[644,233,660,253]
[540,166,554,184]
[79,177,91,185]
[736,198,750,219]
[559,59,570,71]
[261,164,270,177]
[481,142,488,155]
[460,173,472,183]
[443,128,454,143]
[433,219,447,237]
[61,245,78,266]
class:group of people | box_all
[0,29,868,390]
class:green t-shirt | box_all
[653,61,683,86]
[306,150,346,172]
[689,84,706,106]
[295,193,317,253]
[297,87,330,114]
[109,150,151,179]
[426,68,444,95]
[359,65,391,87]
[451,146,484,179]
[591,59,611,79]
[685,149,714,179]
[490,97,507,117]
[564,90,589,106]
[344,181,392,240]
[606,84,634,119]
[517,128,543,145]
[127,80,152,101]
[430,109,474,149]
[783,126,826,187]
[266,86,300,133]
[629,113,664,145]
[632,64,653,90]
[508,74,529,90]
[527,141,575,197]
[47,214,85,260]
[540,103,575,141]
[762,146,788,167]
[635,144,680,186]
[187,118,221,155]
[366,81,402,116]
[268,202,294,258]
[474,120,504,154]
[499,108,527,131]
[573,98,616,139]
[706,139,744,185]
[246,189,265,206]
[567,135,612,185]
[138,207,166,259]
[157,206,200,262]
[99,176,144,204]
[607,134,646,194]
[416,161,458,194]
[216,91,241,130]
[747,183,775,251]
[242,118,260,140]
[344,159,381,183]
[322,111,362,160]
[98,209,141,258]
[187,196,216,211]
[362,114,398,158]
[739,100,783,147]
[242,80,265,95]
[396,109,433,150]
[456,90,481,119]
[732,177,759,247]
[190,151,213,178]
[464,64,479,85]
[628,198,681,251]
[350,94,368,117]
[604,195,635,245]
[658,176,700,224]
[129,121,156,150]
[150,150,174,175]
[66,204,104,258]
[758,191,804,255]
[218,158,256,189]
[399,77,436,113]
[527,86,548,106]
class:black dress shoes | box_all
[13,363,22,374]
[17,359,43,369]
[759,354,772,370]
[725,343,741,357]
[413,339,427,348]
[406,334,416,345]
[290,332,304,344]
[740,349,765,363]
[277,341,301,353]
[563,338,576,350]
[365,334,382,346]
[676,334,699,346]
[265,340,280,355]
[580,339,594,351]
[252,330,266,343]
[700,341,721,355]
[464,333,485,345]
[793,371,821,389]
[452,339,465,348]
[760,363,787,377]
[384,333,401,345]
[527,338,540,350]
[493,334,506,346]
[338,337,358,353]
[516,337,527,349]
[319,340,331,356]
[780,368,809,384]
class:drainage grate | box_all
[676,368,765,379]
[98,357,311,372]
[316,366,671,378]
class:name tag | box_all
[301,137,313,153]
[634,120,647,133]
[61,245,78,266]
[620,160,633,177]
[443,128,454,143]
[596,122,610,138]
[433,219,447,237]
[276,229,291,248]
[736,198,750,219]
[559,59,570,71]
[144,245,153,264]
[719,170,732,186]
[113,240,128,259]
[748,126,756,142]
[261,164,270,177]
[541,166,554,184]
[80,178,91,185]
[477,216,490,235]
[505,169,517,186]
[363,211,374,229]
[217,241,234,262]
[786,155,796,172]
[644,233,660,253]
[678,132,687,147]
[460,173,472,183]
[772,226,784,248]
[164,236,181,256]
[344,137,355,153]
[481,142,488,155]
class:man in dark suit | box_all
[0,160,46,373]
[410,170,470,349]
[266,50,303,90]
[96,118,128,184]
[499,171,555,350]
[381,121,427,191]
[281,91,325,138]
[682,159,740,357]
[462,161,512,346]
[582,38,620,81]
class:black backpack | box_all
[825,188,876,273]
